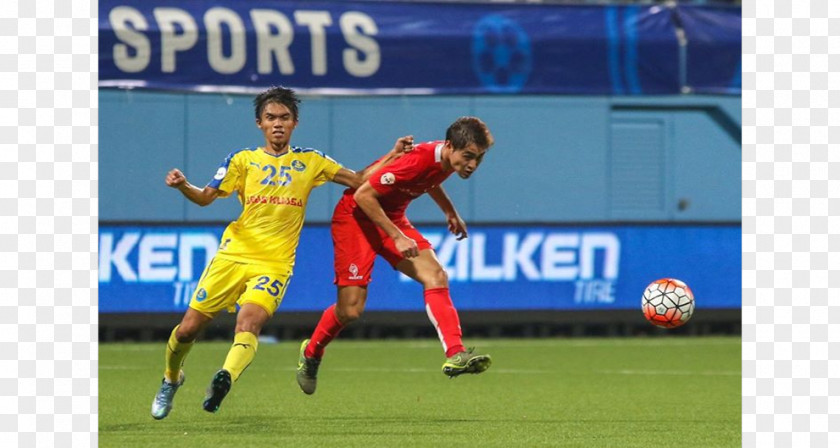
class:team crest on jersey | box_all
[291,160,306,172]
[380,172,395,185]
[214,167,227,180]
[348,264,363,280]
[195,288,207,302]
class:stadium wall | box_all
[98,90,741,341]
[99,89,741,224]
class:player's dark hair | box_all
[253,86,301,122]
[446,116,494,151]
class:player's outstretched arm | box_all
[165,168,220,207]
[330,136,414,189]
[354,182,419,258]
[428,185,468,240]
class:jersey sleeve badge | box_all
[380,172,395,185]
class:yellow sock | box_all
[164,325,194,383]
[222,332,258,382]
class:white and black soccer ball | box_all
[641,278,695,329]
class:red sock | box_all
[424,288,465,357]
[305,304,344,359]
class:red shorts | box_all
[332,198,432,286]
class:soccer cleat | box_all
[202,369,232,413]
[442,348,492,378]
[296,339,321,395]
[151,370,185,420]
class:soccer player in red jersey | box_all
[296,117,494,394]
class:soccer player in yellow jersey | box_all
[150,86,413,419]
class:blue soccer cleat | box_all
[202,369,232,413]
[151,370,185,420]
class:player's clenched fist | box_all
[392,135,414,156]
[394,234,419,258]
[166,168,186,188]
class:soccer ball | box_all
[641,278,695,328]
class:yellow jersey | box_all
[207,146,342,270]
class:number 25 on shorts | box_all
[253,276,283,296]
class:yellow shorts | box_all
[189,257,292,318]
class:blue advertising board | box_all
[99,0,740,95]
[99,224,740,313]
[676,5,742,94]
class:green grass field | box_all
[100,337,740,447]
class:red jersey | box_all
[340,141,453,219]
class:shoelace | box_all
[155,383,176,405]
[303,358,321,375]
[453,348,475,362]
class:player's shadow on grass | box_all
[101,415,295,433]
[102,413,735,434]
[314,416,737,425]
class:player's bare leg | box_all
[298,286,368,394]
[204,303,270,413]
[151,308,213,420]
[396,249,492,377]
[334,285,369,325]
